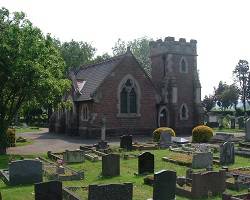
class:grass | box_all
[15,127,40,134]
[15,140,33,147]
[213,128,244,133]
[1,150,250,200]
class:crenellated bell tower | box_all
[150,37,204,135]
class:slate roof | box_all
[71,53,126,101]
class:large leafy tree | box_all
[214,81,240,111]
[112,37,152,75]
[202,95,216,113]
[60,40,96,72]
[233,60,249,114]
[0,8,70,154]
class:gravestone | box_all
[220,142,235,165]
[0,191,1,200]
[5,159,42,185]
[120,135,133,151]
[210,133,234,143]
[191,169,226,198]
[172,137,189,145]
[238,117,245,129]
[192,152,213,169]
[246,118,250,141]
[152,170,176,200]
[35,181,62,200]
[102,154,120,177]
[231,118,235,129]
[63,150,84,163]
[88,183,133,200]
[159,132,172,148]
[138,152,154,174]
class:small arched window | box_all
[81,104,89,121]
[180,104,189,120]
[119,78,139,114]
[180,57,188,73]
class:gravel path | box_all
[7,129,245,155]
[7,129,152,155]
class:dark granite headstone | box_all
[8,159,42,185]
[35,181,62,200]
[138,152,154,174]
[102,154,120,177]
[97,141,108,149]
[246,118,250,141]
[88,183,133,200]
[153,170,176,200]
[220,142,235,165]
[159,132,172,148]
[231,118,235,129]
[120,135,132,151]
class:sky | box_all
[1,0,250,98]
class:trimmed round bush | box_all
[192,125,213,143]
[7,128,16,147]
[153,127,176,142]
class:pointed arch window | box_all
[180,103,189,120]
[120,88,128,113]
[119,78,140,115]
[81,104,89,121]
[180,57,188,73]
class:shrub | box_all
[7,128,16,147]
[192,125,213,143]
[153,127,176,142]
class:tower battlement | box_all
[149,37,197,57]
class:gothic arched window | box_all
[119,78,139,114]
[180,103,189,120]
[81,104,89,121]
[180,57,188,73]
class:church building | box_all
[50,37,203,137]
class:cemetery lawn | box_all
[15,127,40,134]
[15,140,33,147]
[1,150,250,200]
[213,128,244,133]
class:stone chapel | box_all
[49,37,204,137]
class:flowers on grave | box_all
[153,127,176,142]
[192,125,213,143]
[57,159,64,166]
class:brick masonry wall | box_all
[88,55,158,136]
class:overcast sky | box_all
[1,0,250,98]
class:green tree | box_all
[214,81,228,108]
[0,8,70,154]
[60,40,96,72]
[92,53,111,63]
[233,59,249,114]
[202,95,216,113]
[112,37,152,75]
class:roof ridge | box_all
[76,53,126,73]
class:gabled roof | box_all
[70,53,126,101]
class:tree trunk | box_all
[0,147,6,155]
[0,120,9,155]
[48,104,53,124]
